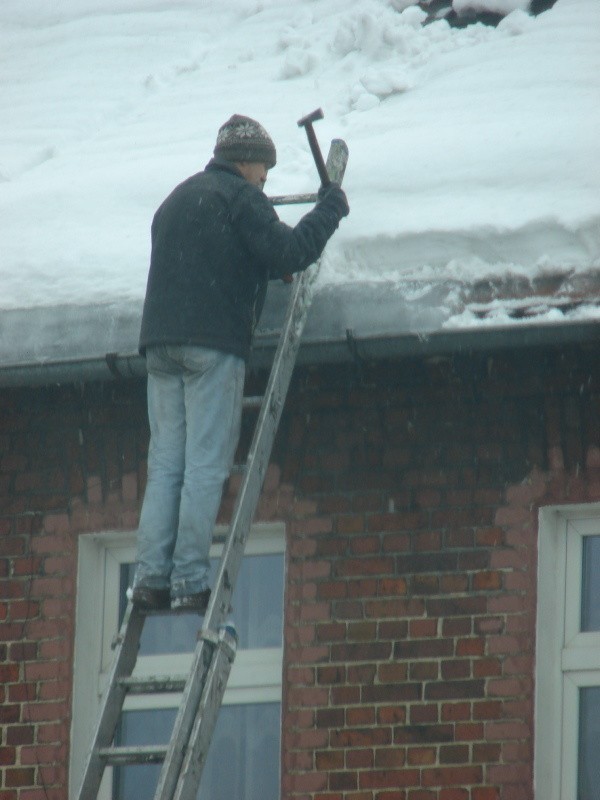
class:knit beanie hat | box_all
[214,114,277,168]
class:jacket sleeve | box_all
[230,182,342,280]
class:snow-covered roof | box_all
[1,0,599,383]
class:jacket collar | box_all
[205,156,244,179]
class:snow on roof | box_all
[0,0,599,373]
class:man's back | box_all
[140,159,266,361]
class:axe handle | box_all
[304,124,331,187]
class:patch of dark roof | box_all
[419,0,558,28]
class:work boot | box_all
[171,588,211,614]
[131,586,171,611]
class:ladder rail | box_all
[74,605,146,800]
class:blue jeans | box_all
[134,345,245,598]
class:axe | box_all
[297,108,330,188]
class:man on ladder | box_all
[132,114,349,614]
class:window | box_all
[71,524,285,800]
[536,508,600,800]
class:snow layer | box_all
[0,0,599,331]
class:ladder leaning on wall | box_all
[74,138,348,800]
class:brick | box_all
[471,790,500,800]
[407,747,436,765]
[395,638,453,659]
[347,706,376,726]
[362,684,421,704]
[329,772,358,791]
[485,721,531,741]
[425,681,484,701]
[456,638,485,657]
[8,683,36,702]
[395,725,453,745]
[336,557,395,577]
[6,726,34,746]
[346,748,374,769]
[378,663,408,683]
[487,764,531,784]
[315,750,344,770]
[440,574,469,593]
[472,743,501,763]
[379,621,409,639]
[455,723,484,741]
[427,596,487,617]
[348,621,378,641]
[331,686,360,705]
[410,662,438,681]
[378,706,407,725]
[439,744,469,764]
[345,663,376,686]
[410,704,438,724]
[441,702,470,722]
[473,658,502,678]
[20,702,68,722]
[8,641,38,661]
[287,771,327,792]
[330,642,392,662]
[331,727,392,748]
[0,664,19,682]
[0,747,16,766]
[421,766,483,787]
[5,768,35,787]
[316,708,345,728]
[350,535,381,555]
[473,701,503,721]
[0,705,21,724]
[316,665,345,685]
[443,618,472,636]
[375,748,407,767]
[377,577,408,596]
[487,636,522,656]
[441,660,471,680]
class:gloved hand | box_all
[318,182,350,219]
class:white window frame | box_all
[70,523,285,799]
[535,505,600,800]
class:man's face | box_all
[236,161,270,190]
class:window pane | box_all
[113,703,281,800]
[581,536,600,632]
[120,551,284,653]
[578,687,600,800]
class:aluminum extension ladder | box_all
[74,138,348,800]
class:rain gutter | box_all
[2,320,600,389]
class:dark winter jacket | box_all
[139,158,346,362]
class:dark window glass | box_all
[578,687,600,800]
[120,550,284,652]
[581,536,600,632]
[113,702,281,800]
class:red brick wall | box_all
[1,344,600,800]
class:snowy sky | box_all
[0,0,599,335]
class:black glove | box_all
[317,182,350,219]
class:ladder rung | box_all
[98,744,168,766]
[242,395,263,410]
[118,675,187,694]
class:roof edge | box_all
[2,320,600,389]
